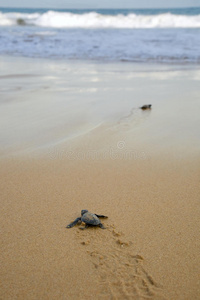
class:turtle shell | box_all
[81,212,100,225]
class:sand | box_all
[0,56,200,299]
[1,155,200,300]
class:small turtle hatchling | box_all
[140,104,152,110]
[66,210,108,230]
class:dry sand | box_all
[1,57,200,299]
[1,147,200,300]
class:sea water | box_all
[0,7,200,63]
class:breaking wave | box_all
[0,10,200,28]
[0,9,200,63]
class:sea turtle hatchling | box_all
[66,210,108,230]
[140,104,152,110]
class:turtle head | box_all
[81,209,88,216]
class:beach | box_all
[0,55,200,299]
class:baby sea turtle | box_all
[140,104,152,110]
[66,210,108,230]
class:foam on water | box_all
[0,8,200,63]
[0,10,200,28]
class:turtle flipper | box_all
[99,223,106,229]
[79,224,89,230]
[95,214,108,219]
[66,217,81,228]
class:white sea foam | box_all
[0,12,14,25]
[0,11,200,28]
[0,10,200,63]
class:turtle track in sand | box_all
[75,223,166,300]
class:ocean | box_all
[0,7,200,63]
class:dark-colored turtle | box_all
[66,210,108,230]
[140,104,152,110]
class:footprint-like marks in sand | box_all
[117,107,151,130]
[75,224,166,300]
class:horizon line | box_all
[0,6,200,10]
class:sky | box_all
[0,0,200,9]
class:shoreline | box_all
[1,53,200,68]
[0,55,200,157]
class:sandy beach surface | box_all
[1,56,200,300]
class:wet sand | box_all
[1,57,200,299]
